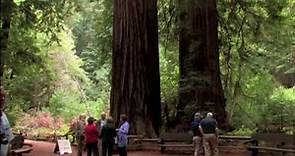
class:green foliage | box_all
[231,76,295,133]
[230,73,273,128]
[4,0,108,129]
[47,89,106,121]
[14,0,76,41]
[217,0,295,132]
[13,111,71,139]
[230,126,256,136]
[158,0,179,124]
[5,27,56,112]
[68,0,112,84]
[160,45,179,115]
[45,31,107,120]
[262,87,295,132]
[3,0,75,117]
[5,105,23,127]
[47,89,79,118]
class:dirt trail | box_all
[22,140,250,156]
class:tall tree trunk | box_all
[0,0,13,86]
[177,0,228,130]
[111,0,161,136]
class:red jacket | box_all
[84,124,99,143]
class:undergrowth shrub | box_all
[14,112,69,139]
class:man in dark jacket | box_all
[191,112,203,156]
[100,117,116,156]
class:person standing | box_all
[117,114,129,156]
[96,112,107,155]
[199,112,218,156]
[75,114,86,156]
[0,87,14,156]
[98,112,107,128]
[100,117,116,156]
[0,112,13,156]
[84,117,99,156]
[191,112,203,156]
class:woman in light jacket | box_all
[116,114,129,156]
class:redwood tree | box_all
[177,0,228,129]
[111,0,161,136]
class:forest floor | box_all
[22,140,250,156]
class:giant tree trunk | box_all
[111,0,161,136]
[0,0,13,86]
[177,0,228,129]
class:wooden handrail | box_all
[219,135,251,140]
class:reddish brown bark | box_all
[111,0,161,136]
[177,0,228,129]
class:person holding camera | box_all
[0,87,14,156]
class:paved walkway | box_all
[22,140,249,156]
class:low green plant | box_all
[229,126,256,136]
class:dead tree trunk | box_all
[111,0,161,136]
[177,0,228,130]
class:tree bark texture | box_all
[0,0,13,86]
[177,0,228,129]
[111,0,161,136]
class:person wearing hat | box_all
[84,117,99,156]
[191,112,203,156]
[199,112,218,156]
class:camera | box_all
[0,133,8,144]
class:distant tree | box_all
[111,0,161,136]
[177,0,228,129]
[0,0,74,111]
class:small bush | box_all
[15,112,63,129]
[14,111,69,140]
[229,126,256,136]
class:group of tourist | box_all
[191,112,219,156]
[1,86,219,156]
[75,113,130,156]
